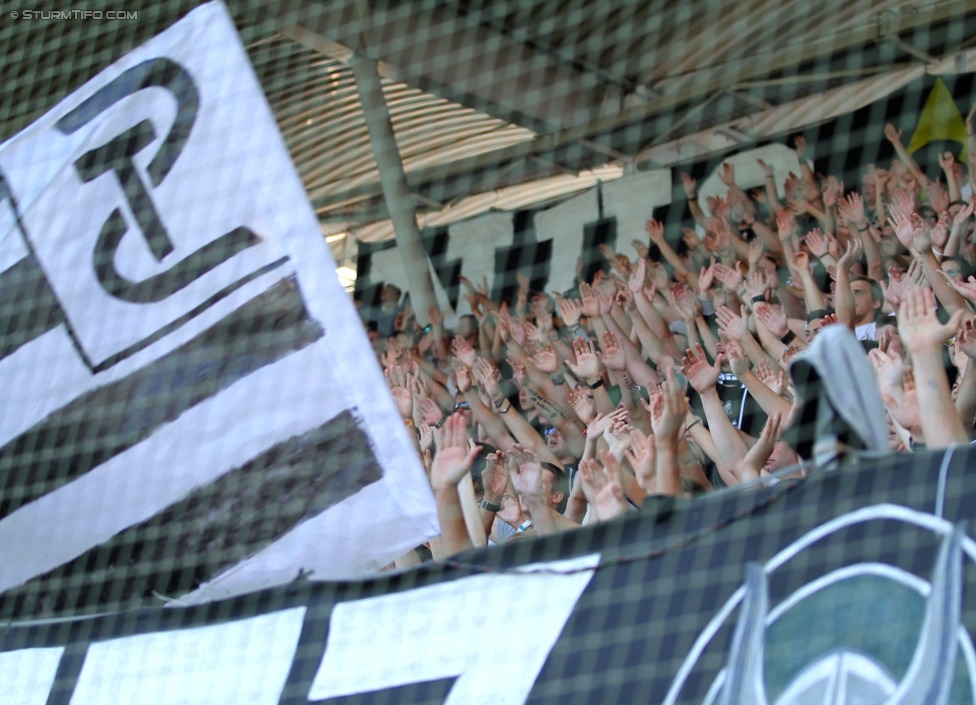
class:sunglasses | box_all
[453,401,471,412]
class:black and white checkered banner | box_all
[4,447,976,704]
[0,0,437,607]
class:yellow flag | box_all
[907,78,968,161]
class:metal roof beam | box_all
[263,0,605,134]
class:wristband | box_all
[492,396,506,409]
[433,416,448,429]
[857,225,869,232]
[685,419,702,432]
[587,378,605,390]
[403,418,414,427]
[550,372,566,386]
[479,498,501,512]
[751,295,766,303]
[780,330,797,345]
[496,401,512,414]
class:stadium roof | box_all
[4,0,976,257]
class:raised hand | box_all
[868,348,906,402]
[566,336,602,382]
[579,282,601,318]
[587,409,627,439]
[647,261,670,291]
[682,344,723,393]
[938,272,976,304]
[474,357,503,397]
[418,422,434,453]
[789,251,810,278]
[416,397,444,427]
[722,334,749,377]
[453,359,473,393]
[481,451,508,505]
[508,353,528,386]
[719,162,737,187]
[744,270,771,301]
[736,412,782,481]
[712,262,743,291]
[716,305,749,341]
[882,368,921,438]
[806,228,830,258]
[578,453,627,522]
[568,385,596,424]
[507,445,545,503]
[698,257,717,295]
[930,212,951,250]
[754,303,789,338]
[955,318,976,361]
[837,193,865,226]
[679,172,697,199]
[674,286,701,320]
[532,345,559,374]
[385,364,414,418]
[625,429,657,492]
[650,368,690,440]
[558,296,583,327]
[836,236,863,271]
[757,158,774,177]
[776,209,796,242]
[794,135,807,157]
[603,421,633,461]
[628,257,647,294]
[599,330,627,371]
[645,218,666,243]
[884,122,903,144]
[507,315,527,346]
[898,287,965,354]
[779,342,803,370]
[451,335,478,367]
[889,187,916,221]
[430,413,481,491]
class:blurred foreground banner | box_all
[0,0,437,612]
[4,449,976,704]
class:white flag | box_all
[0,0,437,607]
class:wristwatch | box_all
[479,498,501,512]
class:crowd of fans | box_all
[361,110,976,561]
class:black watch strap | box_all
[479,498,501,512]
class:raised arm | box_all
[885,123,931,187]
[682,344,750,486]
[898,287,967,448]
[429,414,482,557]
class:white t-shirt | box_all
[855,321,877,342]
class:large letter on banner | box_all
[0,0,437,604]
[309,555,598,704]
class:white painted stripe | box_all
[70,607,305,705]
[308,555,599,705]
[0,340,347,593]
[0,647,64,705]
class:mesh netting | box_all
[2,1,976,703]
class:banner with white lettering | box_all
[0,0,438,610]
[4,448,975,704]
